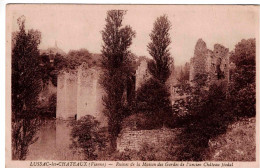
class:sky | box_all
[8,5,259,65]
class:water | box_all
[26,119,84,160]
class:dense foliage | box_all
[66,49,92,69]
[173,39,256,161]
[229,38,256,118]
[136,78,173,129]
[136,15,174,128]
[11,16,42,160]
[176,81,231,161]
[100,10,136,150]
[147,15,173,83]
[70,115,108,160]
[39,48,99,90]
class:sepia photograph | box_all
[5,3,259,167]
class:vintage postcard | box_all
[5,4,259,168]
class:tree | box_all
[178,63,190,83]
[70,115,108,160]
[230,39,255,87]
[147,15,173,83]
[175,62,190,96]
[176,80,231,161]
[229,38,256,117]
[136,78,173,128]
[136,15,173,127]
[100,10,136,150]
[67,48,92,69]
[11,16,42,160]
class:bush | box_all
[136,78,174,129]
[208,118,256,161]
[229,77,256,118]
[229,38,256,118]
[70,115,108,160]
[175,81,233,161]
[122,113,152,130]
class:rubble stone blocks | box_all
[117,127,182,152]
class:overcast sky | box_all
[8,5,259,65]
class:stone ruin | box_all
[52,39,232,152]
[135,56,151,91]
[55,55,173,122]
[55,55,178,152]
[189,39,230,86]
[56,56,151,122]
[117,127,182,152]
[56,58,138,126]
[56,63,107,126]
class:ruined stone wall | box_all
[77,65,107,126]
[189,39,208,84]
[56,74,66,118]
[189,57,195,83]
[205,49,214,73]
[117,128,181,152]
[56,65,107,125]
[57,71,77,119]
[94,72,107,126]
[208,44,229,84]
[135,59,151,90]
[189,39,230,85]
[66,71,78,118]
[77,66,97,119]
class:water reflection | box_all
[26,119,84,160]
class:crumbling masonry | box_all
[56,63,107,126]
[189,39,230,86]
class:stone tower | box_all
[208,44,230,84]
[189,39,230,86]
[189,39,208,84]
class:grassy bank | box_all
[208,117,256,161]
